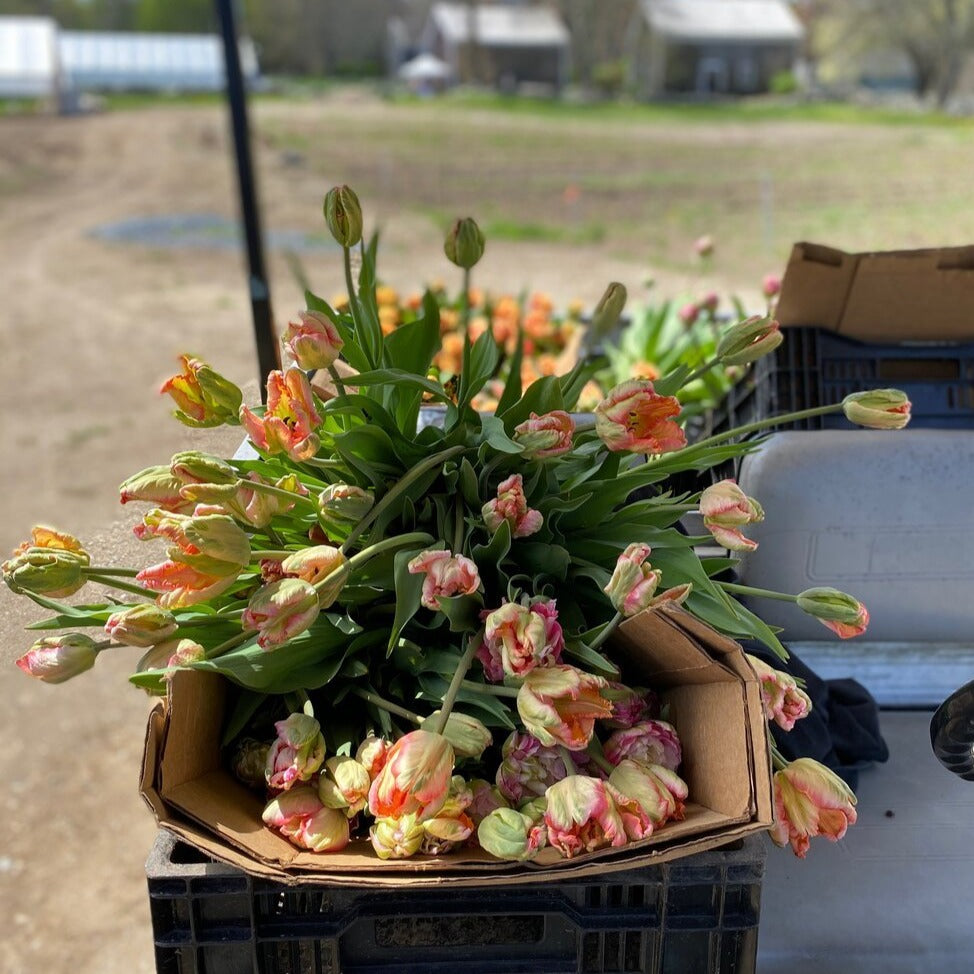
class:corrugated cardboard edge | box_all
[776,241,974,342]
[139,605,775,887]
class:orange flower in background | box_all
[378,305,399,335]
[594,380,686,455]
[240,368,322,461]
[435,332,464,375]
[631,361,661,381]
[375,284,399,307]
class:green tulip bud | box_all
[323,185,363,248]
[444,217,485,269]
[590,282,627,339]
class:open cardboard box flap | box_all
[776,242,974,342]
[140,605,774,887]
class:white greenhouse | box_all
[59,31,259,93]
[0,16,61,100]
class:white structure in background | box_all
[59,32,259,93]
[0,16,61,100]
[421,2,571,92]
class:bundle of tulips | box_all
[4,187,912,864]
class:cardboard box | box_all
[776,242,974,342]
[140,604,774,887]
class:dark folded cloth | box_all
[742,641,889,790]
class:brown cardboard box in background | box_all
[140,605,774,887]
[776,242,974,342]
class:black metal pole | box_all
[215,0,277,400]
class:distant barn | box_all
[0,16,60,100]
[59,31,259,93]
[630,0,804,96]
[421,2,571,92]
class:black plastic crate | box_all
[146,831,765,974]
[714,328,974,434]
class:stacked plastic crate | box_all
[720,244,974,748]
[146,832,765,974]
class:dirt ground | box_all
[0,90,970,973]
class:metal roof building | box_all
[0,16,60,99]
[59,31,258,93]
[421,2,571,90]
[632,0,804,96]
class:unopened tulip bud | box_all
[590,282,627,339]
[477,807,547,861]
[231,737,271,790]
[160,355,242,429]
[371,813,425,860]
[323,185,363,248]
[796,587,869,639]
[317,484,375,534]
[104,604,178,647]
[242,578,321,650]
[717,315,783,366]
[169,451,238,485]
[16,633,100,684]
[136,637,205,677]
[2,547,88,598]
[842,389,911,429]
[421,711,492,760]
[444,217,485,269]
[282,310,345,371]
[119,465,192,511]
[762,274,782,299]
[694,234,714,258]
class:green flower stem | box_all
[770,739,789,772]
[204,629,253,659]
[460,679,519,699]
[585,743,616,776]
[81,566,141,577]
[82,573,150,598]
[682,355,722,387]
[432,638,480,736]
[589,612,624,651]
[341,446,466,552]
[297,689,314,717]
[345,532,435,571]
[352,687,423,725]
[718,581,798,603]
[92,639,114,653]
[343,246,375,370]
[327,364,348,400]
[241,480,318,511]
[558,746,578,778]
[689,402,841,451]
[453,497,464,553]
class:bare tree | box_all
[817,0,974,106]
